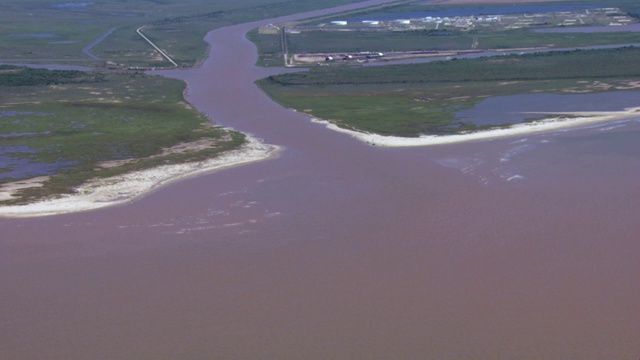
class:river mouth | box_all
[1,0,639,359]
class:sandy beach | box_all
[2,107,638,217]
[311,107,640,147]
[0,135,279,218]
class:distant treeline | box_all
[0,67,104,86]
[265,46,640,86]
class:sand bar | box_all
[0,135,279,218]
[312,107,640,147]
[2,107,637,217]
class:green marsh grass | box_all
[0,70,244,204]
[0,0,366,67]
[257,47,640,136]
[282,28,640,55]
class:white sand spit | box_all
[0,136,279,218]
[311,107,640,147]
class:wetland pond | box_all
[456,90,640,126]
[0,111,73,181]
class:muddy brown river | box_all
[1,1,639,358]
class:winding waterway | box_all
[1,1,639,358]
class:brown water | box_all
[2,1,640,358]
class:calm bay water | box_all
[456,91,640,125]
[1,1,639,358]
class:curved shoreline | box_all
[311,107,640,146]
[2,103,638,218]
[0,136,279,218]
[2,0,639,217]
[0,0,403,218]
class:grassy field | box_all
[0,67,244,204]
[249,0,640,66]
[257,47,640,136]
[1,0,373,204]
[0,0,367,67]
[251,28,640,67]
[283,28,640,54]
[247,29,286,67]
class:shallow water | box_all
[456,90,640,125]
[0,157,76,180]
[1,0,639,358]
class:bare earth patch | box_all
[561,80,640,93]
[0,176,50,202]
[96,137,231,169]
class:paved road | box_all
[83,27,117,60]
